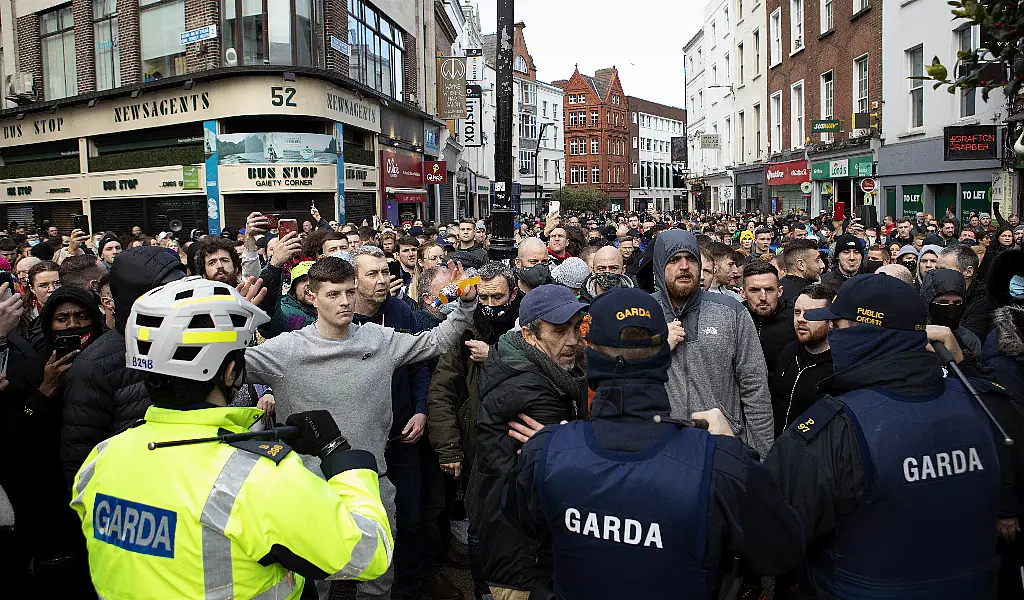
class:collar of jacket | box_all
[817,351,945,398]
[144,405,263,430]
[282,293,317,317]
[496,330,586,404]
[352,293,400,326]
[590,379,671,421]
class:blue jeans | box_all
[386,438,446,599]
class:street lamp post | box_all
[489,0,516,260]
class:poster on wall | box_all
[217,132,338,164]
[203,120,222,236]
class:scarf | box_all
[506,330,587,417]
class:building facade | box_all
[729,0,770,212]
[877,2,1005,222]
[555,66,630,209]
[0,0,479,233]
[457,1,497,220]
[684,29,708,212]
[482,21,564,216]
[766,0,882,216]
[627,96,686,213]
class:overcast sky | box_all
[474,0,701,107]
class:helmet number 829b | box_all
[133,357,154,369]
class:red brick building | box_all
[553,67,630,205]
[765,0,881,214]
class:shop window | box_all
[140,0,186,80]
[41,5,77,100]
[347,0,404,100]
[94,0,120,91]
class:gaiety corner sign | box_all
[765,159,810,186]
[0,75,380,148]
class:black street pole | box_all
[489,0,515,260]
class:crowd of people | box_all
[2,202,1024,600]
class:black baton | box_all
[933,341,1014,446]
[148,426,301,450]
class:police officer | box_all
[501,287,804,599]
[765,274,1000,600]
[70,276,392,598]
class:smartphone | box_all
[73,214,90,235]
[278,218,297,237]
[0,271,11,293]
[549,200,561,216]
[267,214,281,228]
[55,334,81,359]
[388,260,403,280]
[833,202,846,222]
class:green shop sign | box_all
[811,120,841,133]
[182,165,200,190]
[811,156,872,180]
[960,182,990,226]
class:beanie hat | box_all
[98,233,119,255]
[896,245,919,261]
[552,257,590,290]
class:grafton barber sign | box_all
[766,160,810,186]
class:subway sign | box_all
[811,120,841,133]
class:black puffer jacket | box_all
[746,297,796,389]
[60,247,186,484]
[465,329,586,591]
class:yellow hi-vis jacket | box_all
[70,405,393,599]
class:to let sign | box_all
[423,161,447,184]
[944,125,998,161]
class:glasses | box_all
[36,280,61,291]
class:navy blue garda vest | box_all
[536,420,717,600]
[808,380,999,600]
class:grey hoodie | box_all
[651,230,775,459]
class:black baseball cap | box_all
[804,273,927,331]
[587,287,668,348]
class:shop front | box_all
[877,131,1002,221]
[0,72,381,235]
[381,145,433,225]
[766,159,810,214]
[0,173,85,232]
[475,176,491,219]
[733,163,766,214]
[810,155,874,218]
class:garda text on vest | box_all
[93,493,177,558]
[564,508,663,548]
[903,447,984,483]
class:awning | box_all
[387,186,427,203]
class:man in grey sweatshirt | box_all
[244,257,477,600]
[651,229,775,459]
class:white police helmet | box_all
[125,276,269,381]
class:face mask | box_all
[864,259,884,274]
[1011,275,1024,300]
[930,302,965,330]
[54,325,94,350]
[479,300,514,319]
[901,260,917,275]
[28,239,39,247]
[593,272,623,292]
[517,263,551,289]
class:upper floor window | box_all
[41,6,77,100]
[514,55,528,73]
[791,0,804,52]
[521,83,536,105]
[346,0,403,100]
[94,0,120,91]
[225,0,316,67]
[141,0,186,81]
